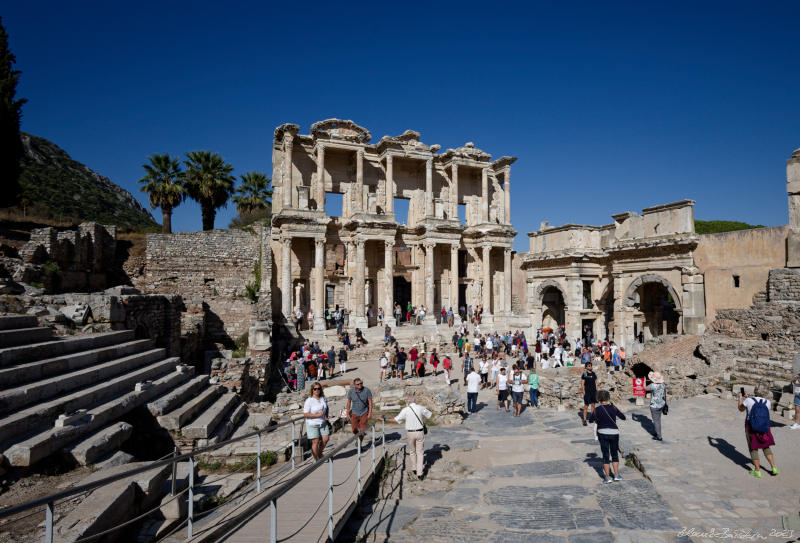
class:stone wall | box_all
[699,268,800,386]
[144,227,269,345]
[694,226,787,321]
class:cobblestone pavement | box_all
[342,389,800,543]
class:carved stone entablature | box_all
[440,142,492,163]
[274,123,300,141]
[310,118,371,144]
[492,156,517,170]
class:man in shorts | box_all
[346,378,373,441]
[581,362,598,426]
[510,365,527,416]
[396,347,407,380]
[379,352,389,381]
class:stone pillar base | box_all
[350,316,369,330]
[312,319,326,332]
[480,313,494,325]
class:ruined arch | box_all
[535,279,567,305]
[621,274,682,310]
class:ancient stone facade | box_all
[521,200,706,351]
[20,222,117,291]
[270,119,516,330]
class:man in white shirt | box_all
[466,368,481,413]
[394,395,432,481]
[379,354,388,381]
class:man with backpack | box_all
[738,384,779,478]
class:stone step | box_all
[0,339,154,389]
[0,330,136,367]
[0,357,181,448]
[182,392,240,439]
[0,326,52,348]
[0,348,166,415]
[4,365,188,466]
[157,386,222,431]
[146,375,210,416]
[65,421,134,466]
[197,401,248,448]
[0,314,38,330]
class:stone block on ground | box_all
[182,392,239,439]
[66,421,133,466]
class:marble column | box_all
[504,167,511,224]
[355,149,364,214]
[313,239,326,330]
[481,168,489,223]
[316,144,325,213]
[384,240,394,317]
[280,237,292,320]
[424,242,435,315]
[385,155,394,215]
[482,244,492,314]
[504,248,512,314]
[282,135,293,208]
[451,163,459,220]
[355,240,366,316]
[425,158,433,217]
[450,244,459,310]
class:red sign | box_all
[633,378,646,397]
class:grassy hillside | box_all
[11,133,158,230]
[694,220,765,235]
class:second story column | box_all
[313,239,326,330]
[385,155,394,214]
[355,149,364,214]
[282,135,293,208]
[384,240,394,318]
[451,163,459,220]
[481,168,489,223]
[280,236,292,320]
[482,244,492,315]
[425,158,433,217]
[504,247,512,314]
[504,167,511,224]
[354,240,366,317]
[316,144,326,213]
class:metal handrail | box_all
[0,415,305,519]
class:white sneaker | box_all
[791,423,800,430]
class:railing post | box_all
[257,431,262,493]
[357,435,362,497]
[371,425,375,474]
[269,499,277,543]
[328,456,334,541]
[291,420,296,469]
[170,446,178,496]
[382,418,386,455]
[187,456,194,538]
[44,501,54,543]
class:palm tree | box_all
[182,151,235,231]
[232,172,272,215]
[138,153,184,234]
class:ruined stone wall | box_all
[699,268,800,385]
[694,226,787,321]
[145,228,266,345]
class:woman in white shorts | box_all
[304,384,329,460]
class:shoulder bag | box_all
[661,386,669,415]
[410,405,428,435]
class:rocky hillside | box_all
[14,133,157,230]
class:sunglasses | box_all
[312,387,322,391]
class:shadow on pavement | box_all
[583,452,606,478]
[632,413,656,436]
[707,436,752,470]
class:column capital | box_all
[482,243,492,251]
[356,239,365,249]
[283,133,294,146]
[314,238,325,249]
[451,243,459,253]
[280,236,292,247]
[385,153,393,164]
[357,148,365,159]
[385,239,395,249]
[423,241,436,250]
[426,157,433,168]
[504,247,512,255]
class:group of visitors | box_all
[282,341,348,391]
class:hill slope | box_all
[13,133,157,230]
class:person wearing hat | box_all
[647,371,666,441]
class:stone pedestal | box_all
[248,321,272,351]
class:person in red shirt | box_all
[442,355,452,385]
[409,345,419,367]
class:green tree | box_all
[182,151,235,231]
[0,17,26,207]
[233,172,272,215]
[139,153,184,234]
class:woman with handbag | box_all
[303,384,330,460]
[588,390,626,484]
[647,371,666,441]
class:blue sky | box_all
[4,1,799,251]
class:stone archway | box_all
[621,274,682,338]
[535,279,567,305]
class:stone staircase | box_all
[0,314,249,470]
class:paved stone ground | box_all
[341,389,800,543]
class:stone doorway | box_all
[393,276,412,322]
[458,283,467,312]
[541,286,565,330]
[638,282,680,339]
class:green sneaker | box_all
[771,467,779,476]
[749,469,762,478]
